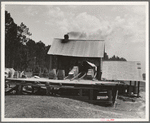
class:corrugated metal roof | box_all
[48,38,105,57]
[102,61,143,81]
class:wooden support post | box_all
[17,84,23,95]
[89,89,93,100]
[97,58,102,80]
[57,56,61,70]
[107,89,113,104]
[134,81,137,94]
[128,81,132,96]
[93,90,98,100]
[34,86,41,95]
[79,89,82,97]
[37,86,41,95]
[49,55,53,70]
[45,82,50,95]
[137,81,140,97]
[134,81,136,86]
[113,85,119,108]
[16,71,19,78]
[130,81,131,86]
[15,85,19,94]
[32,86,34,94]
[113,90,118,108]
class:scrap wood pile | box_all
[5,68,27,79]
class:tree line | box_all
[5,11,50,72]
[103,52,126,61]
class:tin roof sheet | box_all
[102,61,143,81]
[48,39,105,58]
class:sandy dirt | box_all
[5,91,145,119]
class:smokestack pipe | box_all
[62,34,69,43]
[64,34,69,40]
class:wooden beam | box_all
[78,73,86,80]
[137,81,140,97]
[97,58,102,80]
[134,81,136,86]
[107,89,113,103]
[70,72,81,81]
[134,81,137,94]
[49,55,53,70]
[128,81,132,96]
[22,90,32,94]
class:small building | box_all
[48,35,105,80]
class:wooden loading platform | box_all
[5,78,120,106]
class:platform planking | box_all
[6,78,119,86]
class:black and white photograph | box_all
[1,1,149,122]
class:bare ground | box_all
[5,91,145,119]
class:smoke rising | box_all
[67,29,112,40]
[68,31,87,38]
[67,19,113,40]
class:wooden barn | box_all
[47,34,105,80]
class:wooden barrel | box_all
[13,71,18,78]
[57,70,65,80]
[17,71,20,78]
[68,74,74,79]
[74,66,79,76]
[49,69,57,79]
[10,69,15,78]
[86,69,94,80]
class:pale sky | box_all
[4,2,148,73]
